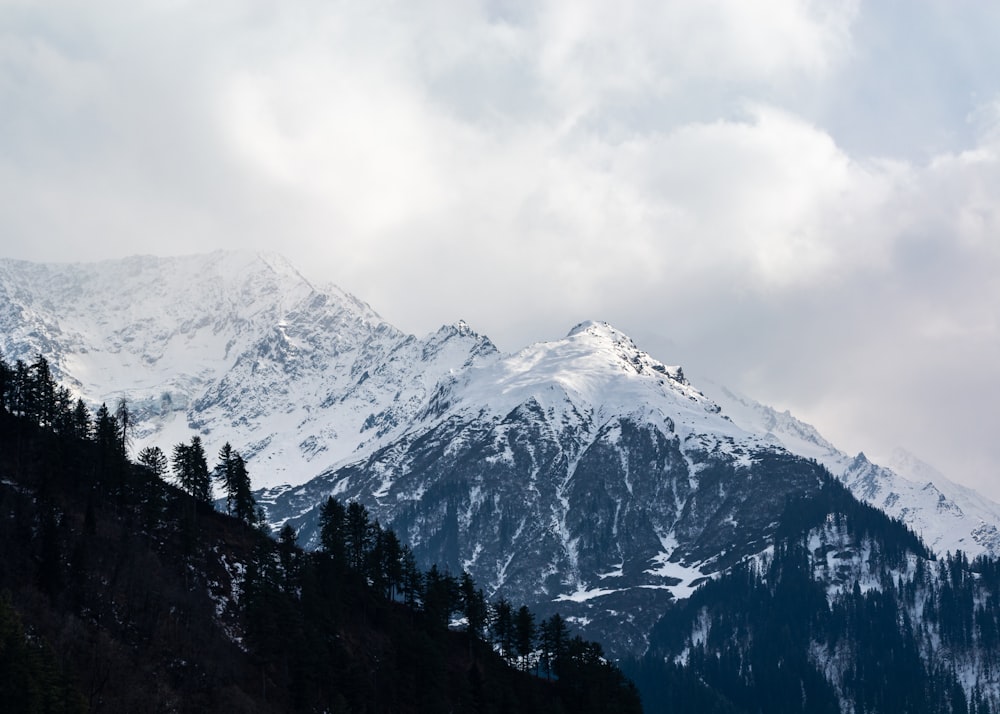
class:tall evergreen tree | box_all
[539,613,568,679]
[423,565,460,630]
[29,355,57,427]
[172,436,211,503]
[277,523,300,593]
[491,598,515,662]
[379,528,404,599]
[135,445,168,530]
[514,605,536,672]
[93,403,120,457]
[52,386,75,435]
[318,496,347,567]
[10,360,29,417]
[400,545,423,608]
[213,442,238,515]
[69,398,91,441]
[114,396,134,457]
[93,403,126,495]
[460,571,488,639]
[229,452,256,524]
[345,501,373,572]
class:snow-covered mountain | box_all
[254,319,1000,655]
[260,320,834,653]
[0,251,497,487]
[703,384,1000,557]
[5,252,1000,657]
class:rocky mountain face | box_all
[264,321,835,653]
[0,252,497,487]
[4,252,1000,664]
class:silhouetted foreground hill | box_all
[0,355,641,713]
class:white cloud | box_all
[2,0,1000,498]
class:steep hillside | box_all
[627,481,1000,713]
[0,359,640,713]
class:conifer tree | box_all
[277,523,300,593]
[93,403,120,456]
[345,501,373,572]
[29,355,57,427]
[460,571,488,639]
[136,445,168,529]
[52,386,75,436]
[514,605,536,672]
[172,436,211,503]
[318,496,347,567]
[423,565,460,630]
[138,446,168,479]
[213,442,238,515]
[539,613,568,679]
[93,403,126,494]
[400,545,423,607]
[366,522,388,595]
[69,398,91,441]
[210,442,256,523]
[114,396,134,457]
[11,360,28,417]
[229,452,256,524]
[491,598,514,662]
[378,528,404,599]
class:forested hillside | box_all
[11,345,1000,713]
[625,481,1000,713]
[0,354,640,713]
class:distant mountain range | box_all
[703,383,1000,557]
[0,251,497,487]
[4,251,1000,660]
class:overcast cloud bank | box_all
[2,1,999,497]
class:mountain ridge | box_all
[4,252,998,562]
[702,382,1000,557]
[5,251,1000,659]
[6,252,1000,712]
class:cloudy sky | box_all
[3,1,1000,497]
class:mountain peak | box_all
[567,320,629,341]
[420,320,499,364]
[563,321,687,384]
[438,319,480,339]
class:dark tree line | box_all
[0,352,642,713]
[272,493,642,710]
[1,354,260,525]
